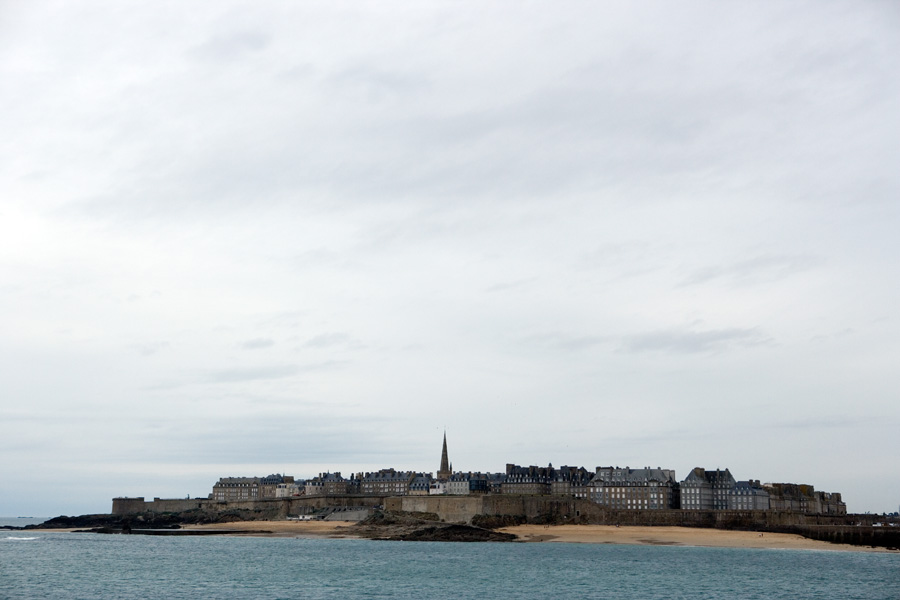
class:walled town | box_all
[105,434,900,548]
[204,433,846,515]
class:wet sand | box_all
[180,520,360,538]
[496,524,896,553]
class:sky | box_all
[2,1,899,517]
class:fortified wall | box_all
[386,495,873,528]
[112,495,385,518]
[111,495,892,547]
[113,494,878,530]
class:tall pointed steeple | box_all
[438,431,451,480]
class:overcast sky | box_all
[2,1,899,517]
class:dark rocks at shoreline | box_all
[21,512,275,536]
[372,523,517,542]
[471,514,528,529]
[24,514,123,530]
[22,510,259,531]
[353,510,516,543]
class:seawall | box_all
[112,495,893,548]
[385,495,879,529]
[112,495,386,518]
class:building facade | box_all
[727,480,770,511]
[304,472,352,496]
[211,474,286,501]
[681,468,735,510]
[446,473,472,495]
[211,477,260,502]
[764,483,846,514]
[359,469,416,496]
[501,464,552,495]
[589,467,678,510]
[275,477,304,498]
[409,474,433,496]
[550,466,592,499]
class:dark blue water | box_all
[1,531,897,599]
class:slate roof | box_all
[731,480,768,495]
[591,467,677,485]
[682,467,735,486]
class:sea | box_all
[1,518,898,599]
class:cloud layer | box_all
[1,1,899,516]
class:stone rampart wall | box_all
[794,525,900,548]
[114,494,877,531]
[387,496,485,523]
[112,495,387,517]
[112,497,209,515]
[385,495,870,528]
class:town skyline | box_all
[199,432,840,513]
[0,428,884,516]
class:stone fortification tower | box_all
[437,432,452,480]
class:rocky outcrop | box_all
[24,509,270,531]
[353,510,516,542]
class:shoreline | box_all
[497,524,897,553]
[180,520,360,538]
[173,522,899,552]
[16,521,897,552]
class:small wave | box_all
[6,536,38,541]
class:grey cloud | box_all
[327,64,430,102]
[484,278,539,294]
[240,338,275,350]
[303,333,351,349]
[580,242,653,268]
[524,328,767,355]
[189,31,270,62]
[620,328,769,354]
[54,4,893,225]
[206,361,347,383]
[4,2,900,515]
[132,412,405,465]
[278,63,316,81]
[775,416,876,430]
[205,365,301,383]
[131,341,170,357]
[363,80,756,202]
[144,361,348,390]
[289,249,355,271]
[255,311,306,330]
[523,332,610,352]
[681,255,824,287]
[809,328,854,344]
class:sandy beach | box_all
[173,521,896,552]
[179,520,360,538]
[497,524,896,553]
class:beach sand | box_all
[33,521,895,552]
[179,520,360,538]
[497,524,895,553]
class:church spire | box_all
[438,431,451,480]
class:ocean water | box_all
[1,529,898,600]
[0,518,48,528]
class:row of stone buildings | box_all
[209,433,845,514]
[210,464,845,514]
[209,473,291,502]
